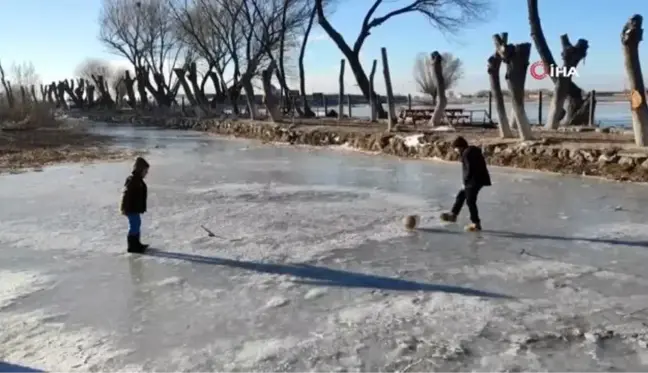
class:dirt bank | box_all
[88,113,648,183]
[0,121,140,174]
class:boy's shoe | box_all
[464,223,482,232]
[440,212,457,223]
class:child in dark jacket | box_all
[440,136,491,231]
[120,157,150,253]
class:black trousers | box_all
[451,186,482,224]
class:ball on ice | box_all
[403,215,419,231]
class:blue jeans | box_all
[126,214,141,236]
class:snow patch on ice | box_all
[155,276,186,287]
[264,296,290,309]
[0,270,53,309]
[304,288,328,300]
[230,337,301,367]
[0,309,136,372]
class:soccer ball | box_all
[403,215,419,231]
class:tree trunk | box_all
[487,46,513,138]
[20,86,27,106]
[243,80,258,120]
[495,35,533,140]
[135,67,150,107]
[173,68,199,106]
[381,48,397,131]
[262,61,281,123]
[30,85,37,103]
[509,107,518,128]
[91,75,115,108]
[527,0,590,125]
[338,59,345,120]
[187,62,207,105]
[123,71,137,108]
[299,5,317,118]
[314,2,387,119]
[622,14,648,146]
[428,51,447,127]
[368,59,378,122]
[61,79,83,108]
[546,34,589,129]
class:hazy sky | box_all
[0,0,645,95]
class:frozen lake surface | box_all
[3,125,648,371]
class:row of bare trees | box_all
[90,0,490,119]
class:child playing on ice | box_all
[440,136,491,232]
[120,157,150,253]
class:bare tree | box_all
[169,0,233,108]
[314,0,489,118]
[494,34,533,141]
[297,3,317,117]
[10,61,40,88]
[140,0,184,106]
[413,52,463,105]
[487,32,513,138]
[622,14,648,147]
[100,0,183,107]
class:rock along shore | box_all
[89,113,648,183]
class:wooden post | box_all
[407,94,412,110]
[323,95,328,115]
[338,59,345,120]
[381,47,396,131]
[369,60,378,122]
[488,91,493,121]
[347,94,352,117]
[588,90,596,126]
[181,96,185,111]
[538,90,543,126]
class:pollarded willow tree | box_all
[622,14,648,147]
[74,58,119,107]
[413,52,464,105]
[314,0,490,118]
[527,0,591,126]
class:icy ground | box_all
[3,125,648,372]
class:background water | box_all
[311,100,632,128]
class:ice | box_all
[3,125,648,371]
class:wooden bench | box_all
[399,108,470,125]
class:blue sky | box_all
[0,0,645,95]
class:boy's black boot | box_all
[127,235,145,253]
[135,234,149,251]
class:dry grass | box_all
[0,102,139,174]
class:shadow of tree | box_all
[0,362,43,372]
[418,227,648,248]
[143,249,512,299]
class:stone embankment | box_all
[89,113,648,183]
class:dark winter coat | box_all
[120,157,149,214]
[461,145,492,188]
[120,173,147,214]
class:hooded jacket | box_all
[120,157,149,214]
